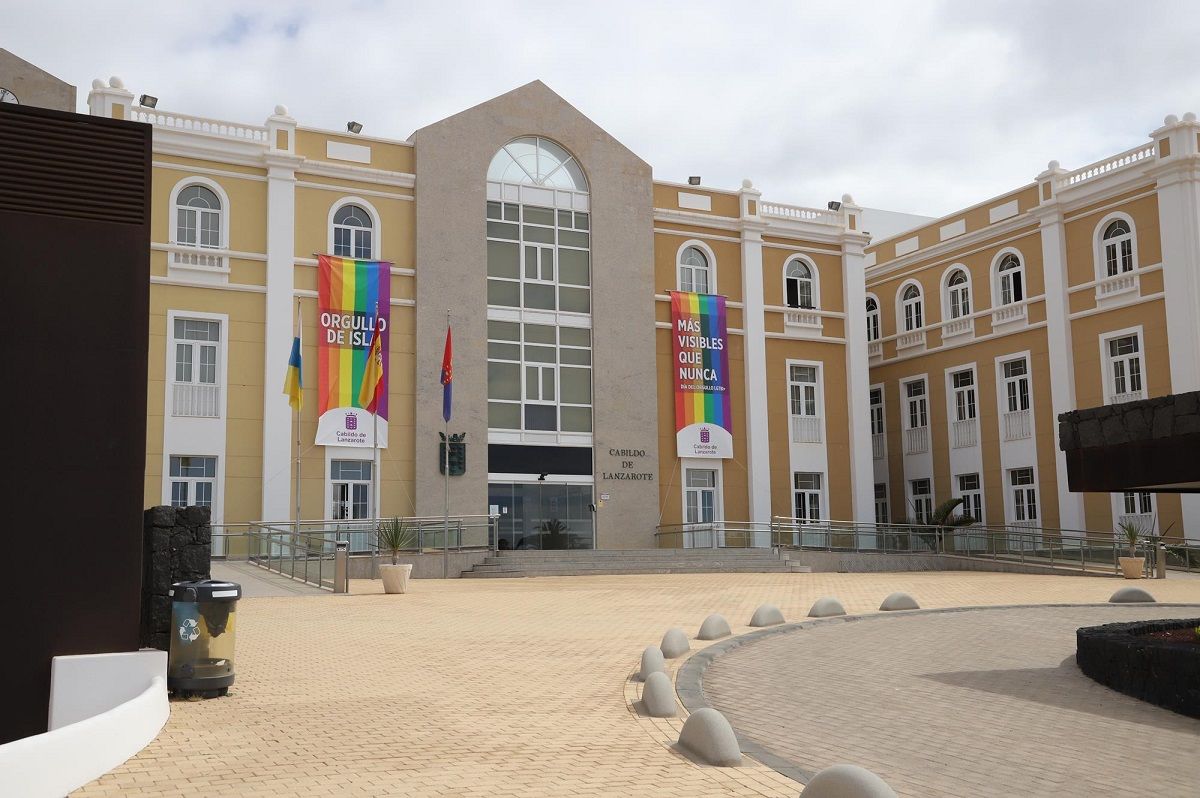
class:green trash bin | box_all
[168,579,240,698]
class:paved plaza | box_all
[79,571,1200,797]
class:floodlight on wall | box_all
[827,200,842,211]
[688,176,701,186]
[138,94,158,109]
[346,121,363,134]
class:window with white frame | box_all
[1002,358,1030,412]
[957,473,983,523]
[865,297,881,341]
[330,459,372,520]
[869,388,884,434]
[172,318,221,417]
[905,379,928,429]
[901,284,923,331]
[1106,333,1144,402]
[910,478,932,524]
[486,320,592,433]
[332,204,374,259]
[175,185,221,249]
[946,269,970,319]
[679,246,711,294]
[874,483,889,525]
[1121,491,1154,525]
[997,253,1025,305]
[685,468,718,524]
[789,365,820,417]
[785,258,816,309]
[951,369,976,422]
[487,199,591,314]
[170,455,216,508]
[793,472,823,522]
[1010,467,1038,523]
[1102,219,1135,277]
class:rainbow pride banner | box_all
[316,255,391,448]
[671,291,732,458]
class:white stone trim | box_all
[296,180,414,202]
[939,218,966,240]
[894,235,920,256]
[326,140,372,164]
[1098,324,1148,405]
[150,275,266,293]
[675,238,719,294]
[153,160,267,183]
[782,253,821,310]
[1091,210,1141,304]
[989,199,1020,223]
[167,174,231,254]
[326,196,383,260]
[677,191,713,212]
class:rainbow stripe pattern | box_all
[671,291,731,436]
[317,255,391,420]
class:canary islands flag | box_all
[283,309,302,410]
[441,325,453,422]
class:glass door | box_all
[684,469,718,547]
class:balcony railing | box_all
[172,382,221,418]
[784,309,822,328]
[1058,142,1157,189]
[991,302,1027,327]
[951,419,977,449]
[942,317,972,338]
[1003,409,1032,441]
[759,202,842,226]
[791,415,822,444]
[130,108,269,143]
[1097,272,1138,299]
[868,340,882,358]
[897,330,925,350]
[903,426,929,455]
[1112,389,1145,404]
[170,244,227,270]
[871,432,885,460]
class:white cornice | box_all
[297,159,416,189]
[653,208,742,231]
[866,214,1039,283]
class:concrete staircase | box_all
[461,548,811,578]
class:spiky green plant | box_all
[1117,518,1148,558]
[377,517,417,564]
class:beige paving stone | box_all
[76,571,1200,796]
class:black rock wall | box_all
[142,506,211,650]
[1077,618,1200,718]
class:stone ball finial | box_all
[749,603,785,627]
[1165,114,1179,126]
[741,178,753,189]
[697,613,732,640]
[639,671,678,718]
[1109,586,1155,604]
[1048,159,1060,170]
[841,193,854,204]
[638,646,665,681]
[677,708,742,766]
[1184,111,1197,122]
[91,78,107,90]
[808,596,847,618]
[274,104,289,116]
[660,627,690,659]
[802,764,899,797]
[109,76,125,89]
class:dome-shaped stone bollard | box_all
[677,707,742,766]
[639,646,665,681]
[749,603,785,627]
[661,627,690,658]
[1109,586,1156,603]
[639,671,678,718]
[697,613,732,640]
[808,597,847,618]
[878,592,920,612]
[801,764,898,797]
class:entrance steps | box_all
[461,548,811,578]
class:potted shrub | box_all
[538,518,570,550]
[377,517,416,593]
[1116,518,1146,579]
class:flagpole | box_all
[372,300,381,540]
[443,309,450,580]
[294,300,302,537]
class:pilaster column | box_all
[1033,162,1085,532]
[261,107,301,522]
[738,179,773,526]
[839,194,875,524]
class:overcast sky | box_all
[8,0,1200,216]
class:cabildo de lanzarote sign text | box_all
[671,291,733,458]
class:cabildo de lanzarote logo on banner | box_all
[671,291,733,459]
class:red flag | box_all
[440,326,453,422]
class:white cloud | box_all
[6,0,1199,215]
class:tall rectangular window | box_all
[1107,334,1143,401]
[685,469,717,525]
[330,459,372,520]
[1002,358,1030,412]
[173,319,220,386]
[910,478,932,524]
[789,365,820,417]
[486,320,591,434]
[1123,491,1153,516]
[170,455,216,509]
[952,369,976,421]
[793,472,823,522]
[869,388,884,435]
[957,473,983,523]
[874,483,889,525]
[1010,468,1038,523]
[905,380,928,429]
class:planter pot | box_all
[1118,557,1145,579]
[380,563,413,594]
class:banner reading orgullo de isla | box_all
[317,255,391,447]
[671,291,732,458]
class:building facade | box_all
[84,75,1200,545]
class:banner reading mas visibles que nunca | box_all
[671,291,732,458]
[317,255,391,447]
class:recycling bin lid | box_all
[169,579,241,602]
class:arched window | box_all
[1102,219,1134,276]
[679,246,712,294]
[901,284,923,332]
[784,259,816,309]
[333,204,374,259]
[865,297,880,341]
[487,136,588,191]
[946,269,970,319]
[176,185,221,249]
[997,253,1024,305]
